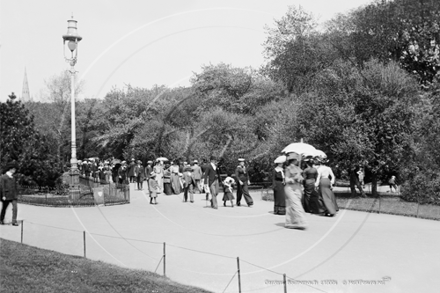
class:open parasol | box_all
[313,149,327,159]
[156,157,169,162]
[282,142,316,155]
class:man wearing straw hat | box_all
[191,160,203,193]
[235,158,253,207]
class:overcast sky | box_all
[0,0,373,102]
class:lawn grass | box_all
[0,238,212,293]
[336,197,440,220]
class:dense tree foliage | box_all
[1,98,61,186]
[10,1,440,204]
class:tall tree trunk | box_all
[218,134,233,159]
[371,173,378,197]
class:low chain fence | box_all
[5,220,332,293]
[16,176,129,207]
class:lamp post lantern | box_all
[63,16,82,200]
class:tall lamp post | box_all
[62,16,82,200]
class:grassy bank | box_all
[0,238,211,293]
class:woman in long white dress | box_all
[153,160,164,194]
[170,160,181,194]
[284,152,307,230]
[315,158,338,216]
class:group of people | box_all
[78,156,255,209]
[272,152,339,230]
[147,156,254,209]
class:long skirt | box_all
[319,178,339,216]
[156,175,164,194]
[222,189,235,201]
[284,183,307,229]
[273,181,286,215]
[171,173,181,194]
[304,179,325,214]
[164,182,173,195]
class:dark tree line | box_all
[3,0,439,204]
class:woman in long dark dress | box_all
[273,155,286,215]
[163,165,173,195]
[315,158,339,216]
[303,158,325,215]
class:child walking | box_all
[222,174,235,207]
[148,172,158,204]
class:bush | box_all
[401,172,440,205]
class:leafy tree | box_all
[262,5,338,94]
[0,96,61,186]
[294,59,419,196]
[27,71,85,169]
[329,0,440,85]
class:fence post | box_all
[416,193,420,218]
[283,274,287,293]
[21,220,24,244]
[237,257,242,293]
[163,242,166,277]
[378,194,381,214]
[83,231,87,258]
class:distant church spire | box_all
[21,67,31,102]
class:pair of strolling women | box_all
[273,153,339,230]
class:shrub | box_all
[401,172,440,205]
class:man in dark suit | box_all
[0,163,19,226]
[235,158,253,207]
[203,156,220,209]
[84,161,91,178]
[134,160,145,190]
[118,161,128,185]
[128,158,136,183]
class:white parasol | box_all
[281,142,316,155]
[274,155,287,164]
[313,149,327,159]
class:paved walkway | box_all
[1,184,439,293]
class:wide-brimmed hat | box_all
[286,152,300,161]
[137,160,142,164]
[193,160,198,163]
[238,158,245,162]
[121,160,127,164]
[147,160,153,164]
[274,155,286,164]
[4,163,18,172]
